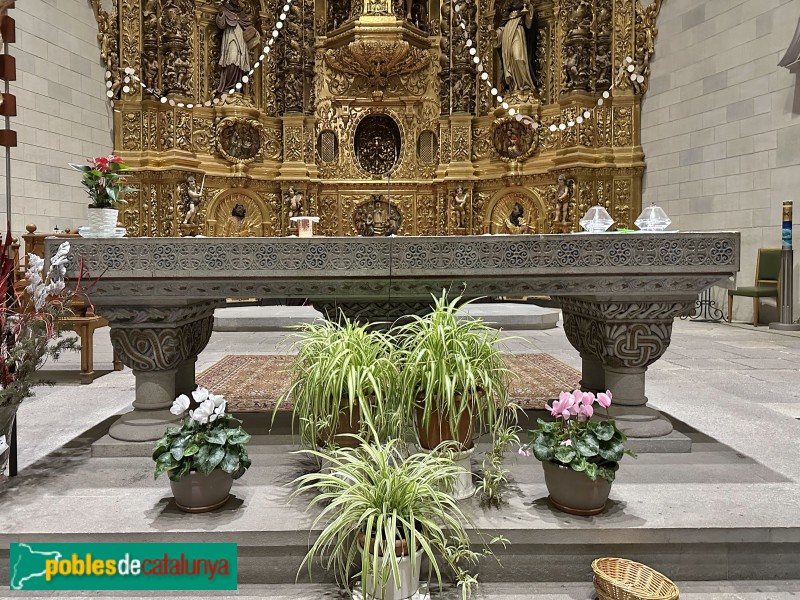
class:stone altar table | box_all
[49,233,740,442]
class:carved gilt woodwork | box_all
[99,0,662,237]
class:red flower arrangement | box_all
[69,155,137,209]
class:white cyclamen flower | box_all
[208,393,227,420]
[0,435,7,454]
[191,387,210,404]
[190,399,216,425]
[170,394,191,416]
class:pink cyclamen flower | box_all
[572,389,584,404]
[579,403,594,420]
[581,392,596,406]
[560,439,573,447]
[546,391,576,420]
[518,448,532,458]
[597,391,612,408]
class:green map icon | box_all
[10,543,63,590]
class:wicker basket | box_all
[592,557,679,600]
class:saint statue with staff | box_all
[216,0,261,94]
[494,0,539,92]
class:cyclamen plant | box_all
[519,389,635,484]
[69,155,137,209]
[152,387,252,482]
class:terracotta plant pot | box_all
[317,401,361,448]
[358,533,421,600]
[169,469,233,513]
[415,393,474,451]
[542,460,612,516]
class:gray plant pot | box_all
[169,469,233,513]
[542,460,612,516]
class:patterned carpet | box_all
[197,353,581,412]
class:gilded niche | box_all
[354,115,402,176]
[489,191,544,234]
[217,118,263,163]
[353,195,403,236]
[205,191,270,237]
[491,117,538,162]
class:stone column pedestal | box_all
[558,297,693,439]
[104,302,217,442]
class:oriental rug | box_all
[196,353,581,412]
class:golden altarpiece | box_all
[93,0,664,237]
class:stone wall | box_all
[642,0,800,323]
[2,0,112,236]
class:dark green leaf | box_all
[154,452,178,479]
[591,421,615,441]
[195,445,226,475]
[183,442,199,457]
[554,445,576,464]
[169,461,191,482]
[599,439,625,463]
[226,427,251,446]
[532,433,555,462]
[597,465,617,483]
[570,456,588,472]
[205,428,228,445]
[575,432,600,457]
[584,462,598,480]
[219,448,240,474]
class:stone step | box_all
[5,581,800,600]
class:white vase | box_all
[364,552,422,600]
[85,208,119,238]
[450,447,476,501]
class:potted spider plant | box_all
[280,316,398,450]
[153,387,251,513]
[519,389,636,516]
[393,292,512,500]
[293,438,502,600]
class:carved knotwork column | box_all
[104,301,217,441]
[557,297,694,438]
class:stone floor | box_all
[4,313,800,598]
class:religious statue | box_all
[410,0,428,30]
[354,196,402,237]
[328,0,350,30]
[504,202,529,234]
[179,176,204,225]
[141,49,158,90]
[216,0,259,95]
[494,0,538,92]
[452,186,469,229]
[286,187,304,222]
[359,135,397,175]
[554,175,574,224]
[226,203,249,236]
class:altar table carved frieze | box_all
[49,232,740,442]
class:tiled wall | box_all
[642,0,800,323]
[1,0,113,237]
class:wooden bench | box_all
[17,224,122,384]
